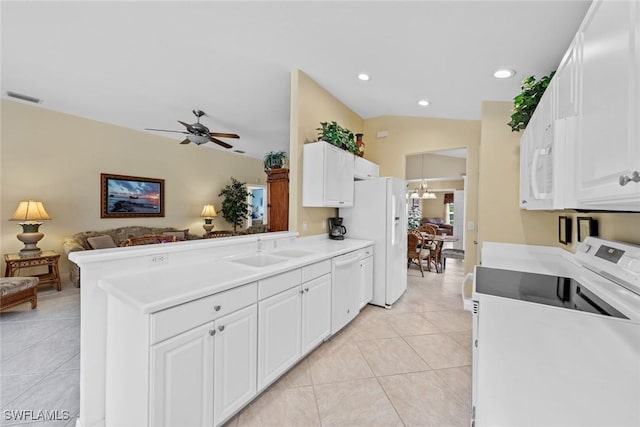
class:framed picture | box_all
[577,217,598,242]
[558,216,572,245]
[101,173,164,218]
[412,198,420,208]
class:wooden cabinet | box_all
[354,156,379,180]
[266,168,289,232]
[303,141,354,207]
[574,0,640,209]
[213,305,257,426]
[150,322,215,427]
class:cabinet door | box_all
[359,256,373,309]
[257,286,302,390]
[301,274,331,354]
[267,176,289,232]
[339,150,355,205]
[150,322,214,427]
[324,144,354,206]
[576,0,640,207]
[214,305,257,426]
[555,38,580,119]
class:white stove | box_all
[471,237,640,427]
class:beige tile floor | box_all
[0,258,471,427]
[226,258,472,427]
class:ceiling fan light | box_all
[187,134,210,145]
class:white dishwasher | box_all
[331,251,363,334]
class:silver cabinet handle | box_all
[521,200,527,204]
[299,289,304,294]
[214,305,221,312]
[209,329,216,336]
[619,171,640,186]
[218,325,225,332]
[304,288,309,293]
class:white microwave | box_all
[519,117,576,210]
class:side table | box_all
[4,250,62,291]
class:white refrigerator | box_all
[340,177,407,307]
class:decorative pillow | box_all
[162,231,186,240]
[87,235,118,249]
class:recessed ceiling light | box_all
[357,73,370,81]
[418,99,430,106]
[494,69,516,79]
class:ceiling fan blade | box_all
[145,128,189,134]
[209,136,233,149]
[209,132,240,139]
[177,120,197,133]
[179,138,191,144]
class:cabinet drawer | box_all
[151,282,257,344]
[258,269,302,300]
[301,260,331,283]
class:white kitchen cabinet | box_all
[358,250,373,310]
[574,0,640,209]
[303,140,354,207]
[213,304,257,426]
[257,285,302,390]
[331,250,363,334]
[301,273,332,354]
[354,156,379,180]
[555,37,580,120]
[150,322,215,427]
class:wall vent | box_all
[7,91,42,104]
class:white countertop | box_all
[96,235,373,314]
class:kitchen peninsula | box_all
[70,232,374,427]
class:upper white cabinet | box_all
[303,141,354,207]
[520,0,640,211]
[354,156,380,180]
[574,0,640,210]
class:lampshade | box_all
[201,205,217,218]
[10,200,51,222]
[409,190,420,199]
[421,191,437,199]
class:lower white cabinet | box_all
[150,304,258,427]
[213,305,257,426]
[358,252,373,310]
[257,272,332,391]
[150,322,215,427]
[257,285,302,390]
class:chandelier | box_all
[409,153,436,199]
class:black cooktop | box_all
[475,266,627,319]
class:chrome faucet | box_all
[257,237,263,252]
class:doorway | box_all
[247,185,267,227]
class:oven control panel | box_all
[576,237,640,295]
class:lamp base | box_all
[17,231,44,256]
[203,223,214,232]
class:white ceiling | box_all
[1,1,591,159]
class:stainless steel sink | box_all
[230,254,289,268]
[271,249,317,258]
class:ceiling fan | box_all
[145,109,239,148]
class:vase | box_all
[355,133,365,157]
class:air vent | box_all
[6,91,42,104]
[233,150,245,154]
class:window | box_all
[446,203,454,225]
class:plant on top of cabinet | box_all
[508,71,556,132]
[263,151,287,171]
[317,121,360,155]
[218,177,250,233]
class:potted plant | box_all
[317,121,360,155]
[508,71,556,132]
[218,177,250,233]
[263,151,287,171]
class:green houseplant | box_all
[317,121,360,155]
[218,177,250,233]
[263,151,287,170]
[508,71,556,132]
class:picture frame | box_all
[412,198,420,208]
[577,217,598,242]
[101,173,164,218]
[558,216,572,245]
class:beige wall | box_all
[289,70,364,236]
[406,153,466,180]
[1,100,266,277]
[364,116,481,271]
[477,101,640,256]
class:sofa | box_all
[422,217,453,236]
[63,226,200,287]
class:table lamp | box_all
[10,200,51,255]
[201,204,217,232]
